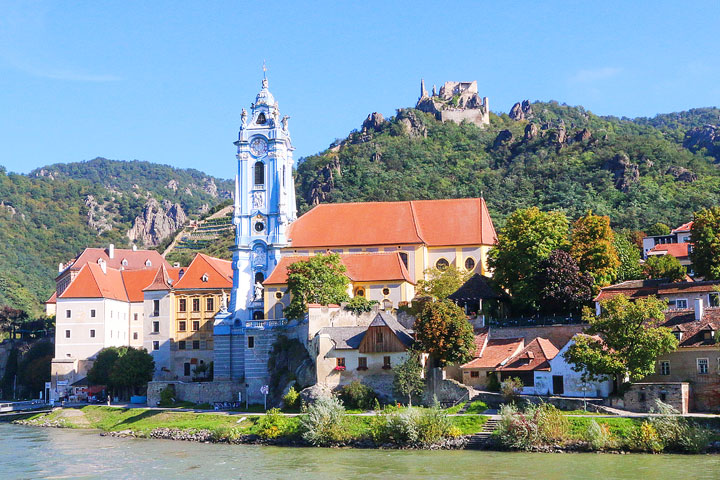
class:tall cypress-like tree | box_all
[570,212,620,288]
[691,207,720,279]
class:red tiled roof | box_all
[497,338,559,372]
[264,252,414,285]
[59,263,128,302]
[648,243,691,259]
[663,308,720,347]
[173,253,232,289]
[287,198,497,248]
[143,264,181,292]
[672,221,693,233]
[461,337,524,369]
[596,279,720,302]
[59,247,170,278]
[46,291,57,304]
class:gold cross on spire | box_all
[262,60,267,79]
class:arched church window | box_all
[274,303,284,319]
[257,113,266,125]
[436,258,449,270]
[354,288,365,298]
[254,162,265,186]
[252,310,264,320]
[465,257,476,271]
[255,272,265,284]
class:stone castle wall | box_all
[611,382,689,414]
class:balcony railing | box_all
[486,315,584,328]
[244,319,288,329]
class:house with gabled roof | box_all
[312,311,415,393]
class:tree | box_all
[416,265,471,300]
[487,207,569,312]
[645,223,671,236]
[109,347,155,396]
[87,347,122,388]
[536,250,594,315]
[393,350,425,406]
[613,233,644,282]
[284,253,350,320]
[16,340,53,397]
[564,295,678,382]
[0,306,28,337]
[570,212,620,288]
[414,300,475,367]
[691,207,720,279]
[644,255,686,282]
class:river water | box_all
[1,424,719,480]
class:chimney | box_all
[58,262,64,273]
[108,243,115,259]
[99,259,107,274]
[132,244,137,252]
[694,297,704,321]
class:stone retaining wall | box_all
[610,382,689,414]
[147,380,244,406]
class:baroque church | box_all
[213,76,497,402]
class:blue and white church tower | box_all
[213,75,297,394]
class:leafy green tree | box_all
[393,350,426,406]
[645,223,671,236]
[416,265,471,300]
[414,300,475,367]
[565,295,678,382]
[644,255,686,282]
[691,207,720,279]
[284,253,350,320]
[614,233,644,282]
[536,250,594,315]
[570,212,620,288]
[16,340,53,397]
[487,207,569,312]
[109,347,155,396]
[87,347,122,387]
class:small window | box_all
[383,356,391,369]
[89,329,95,338]
[256,113,266,125]
[698,358,709,374]
[65,329,71,338]
[201,273,209,282]
[153,341,159,351]
[178,321,186,332]
[676,299,688,309]
[382,287,390,296]
[399,252,409,268]
[248,336,255,349]
[184,363,191,376]
[660,361,670,376]
[673,331,682,341]
[470,371,480,378]
[336,357,346,368]
[153,300,160,316]
[465,257,476,271]
[133,332,138,340]
[145,259,152,267]
[192,321,200,331]
[133,313,138,321]
[66,310,71,318]
[206,297,214,311]
[435,258,449,270]
[192,340,200,350]
[121,259,128,267]
[354,288,365,298]
[358,357,367,370]
[90,309,96,318]
[179,341,186,350]
[192,298,200,312]
[152,321,159,334]
[275,291,283,300]
[376,331,384,344]
[179,299,187,312]
[254,161,265,185]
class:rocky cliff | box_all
[127,198,188,246]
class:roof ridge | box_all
[408,201,425,244]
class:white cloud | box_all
[569,67,621,83]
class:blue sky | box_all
[1,1,719,179]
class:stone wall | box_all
[610,382,690,414]
[147,380,244,406]
[471,391,609,412]
[423,367,474,406]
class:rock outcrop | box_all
[666,166,698,182]
[573,128,592,142]
[362,112,386,133]
[683,125,720,159]
[397,110,428,138]
[509,100,533,121]
[204,178,218,198]
[167,179,179,191]
[524,123,539,141]
[85,195,113,235]
[493,130,514,148]
[604,153,640,192]
[307,158,341,206]
[127,198,187,246]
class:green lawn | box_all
[566,416,641,438]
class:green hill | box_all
[295,102,720,229]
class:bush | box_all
[494,403,569,450]
[159,386,174,406]
[256,408,289,439]
[417,404,454,444]
[344,296,378,314]
[500,377,523,401]
[369,403,455,446]
[535,404,569,444]
[627,421,664,453]
[386,408,421,444]
[486,373,501,392]
[283,386,300,410]
[649,400,711,453]
[339,381,376,410]
[300,396,348,446]
[583,419,612,450]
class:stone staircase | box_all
[465,417,500,450]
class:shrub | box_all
[649,400,711,453]
[255,408,290,439]
[417,404,454,444]
[300,396,348,446]
[583,419,612,450]
[385,408,421,444]
[159,386,174,406]
[344,296,378,314]
[500,377,523,401]
[535,404,569,444]
[283,386,300,410]
[627,421,664,453]
[495,403,539,450]
[339,381,376,410]
[486,372,501,392]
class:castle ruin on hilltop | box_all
[415,79,490,127]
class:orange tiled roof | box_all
[173,253,232,289]
[143,264,181,292]
[46,291,57,304]
[663,308,720,348]
[648,243,691,259]
[672,221,693,233]
[497,337,559,372]
[59,263,128,302]
[264,252,414,285]
[59,247,170,278]
[461,337,525,369]
[287,198,497,248]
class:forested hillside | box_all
[0,159,232,315]
[295,103,720,229]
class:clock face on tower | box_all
[249,137,268,157]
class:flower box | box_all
[334,365,346,371]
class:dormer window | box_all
[121,259,129,267]
[673,331,683,341]
[202,273,209,282]
[145,259,152,267]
